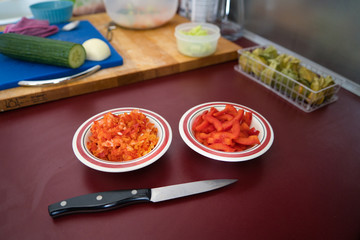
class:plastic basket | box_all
[235,45,342,112]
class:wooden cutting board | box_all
[0,13,241,112]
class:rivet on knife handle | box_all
[48,189,151,218]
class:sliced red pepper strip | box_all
[213,104,237,117]
[227,105,239,116]
[217,114,234,122]
[238,130,248,138]
[222,109,244,130]
[205,113,223,132]
[208,107,218,116]
[203,124,216,133]
[195,132,204,144]
[208,143,235,152]
[207,137,233,146]
[234,135,260,145]
[198,132,211,139]
[213,109,226,117]
[207,132,234,145]
[211,131,234,139]
[240,122,250,132]
[195,119,209,132]
[243,111,252,126]
[192,114,203,131]
[233,144,247,151]
[193,110,208,131]
[248,127,260,136]
[191,105,261,153]
[230,120,241,139]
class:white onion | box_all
[82,38,111,61]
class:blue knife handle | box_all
[48,189,151,218]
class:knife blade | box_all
[18,65,101,87]
[48,179,237,218]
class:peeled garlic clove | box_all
[82,38,111,61]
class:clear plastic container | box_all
[175,22,220,57]
[235,45,342,112]
[103,0,178,29]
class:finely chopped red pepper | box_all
[192,104,260,152]
[87,110,159,162]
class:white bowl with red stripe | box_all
[179,102,274,162]
[72,108,172,172]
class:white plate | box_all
[72,108,172,172]
[179,102,274,162]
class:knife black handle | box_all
[48,189,151,218]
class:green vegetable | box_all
[238,45,337,105]
[240,48,268,77]
[276,68,299,93]
[177,40,215,57]
[260,59,278,86]
[299,66,316,85]
[0,33,86,69]
[176,25,218,57]
[260,45,278,60]
[307,77,325,104]
[181,25,208,36]
[238,51,252,73]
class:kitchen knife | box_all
[18,65,101,87]
[48,179,237,218]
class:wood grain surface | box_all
[0,13,240,112]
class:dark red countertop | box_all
[1,37,360,240]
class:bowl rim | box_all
[30,0,73,10]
